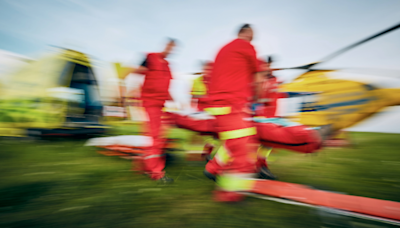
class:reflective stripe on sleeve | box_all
[219,127,257,140]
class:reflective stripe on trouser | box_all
[144,154,166,160]
[142,100,166,180]
[258,146,273,158]
[214,144,231,165]
[258,146,275,162]
[213,126,256,165]
[206,111,257,175]
[203,135,220,157]
[219,127,256,140]
[217,173,257,192]
[256,146,274,169]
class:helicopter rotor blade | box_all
[279,21,400,71]
[273,67,400,80]
[271,66,336,71]
[195,22,400,77]
[315,21,400,68]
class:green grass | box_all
[0,132,399,228]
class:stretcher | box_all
[246,179,400,225]
[85,135,152,157]
[85,135,180,159]
[167,111,322,154]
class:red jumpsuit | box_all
[140,53,172,180]
[204,39,259,176]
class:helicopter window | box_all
[276,93,320,116]
[300,94,319,112]
[58,61,75,86]
[276,97,302,116]
[70,64,96,84]
[363,84,377,91]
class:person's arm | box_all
[133,66,148,74]
[254,72,264,101]
[243,44,263,101]
[244,44,261,73]
[132,56,149,74]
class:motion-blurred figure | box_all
[254,56,282,118]
[191,61,213,111]
[133,39,177,183]
[167,55,324,183]
[202,24,260,201]
[189,61,219,158]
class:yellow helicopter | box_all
[276,21,400,131]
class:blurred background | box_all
[0,0,400,227]
[1,0,400,132]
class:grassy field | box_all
[0,131,399,228]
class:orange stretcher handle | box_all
[251,180,400,221]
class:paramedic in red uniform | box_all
[256,56,281,117]
[203,24,262,201]
[133,39,176,183]
[192,61,213,111]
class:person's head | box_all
[202,61,213,75]
[162,38,177,57]
[237,24,254,41]
[265,55,274,68]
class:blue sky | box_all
[1,0,400,74]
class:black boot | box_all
[203,170,217,182]
[156,175,174,184]
[258,166,277,180]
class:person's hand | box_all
[167,93,174,101]
[132,99,142,107]
[243,105,253,115]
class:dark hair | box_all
[266,55,274,63]
[238,24,251,34]
[200,60,213,67]
[167,37,177,45]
